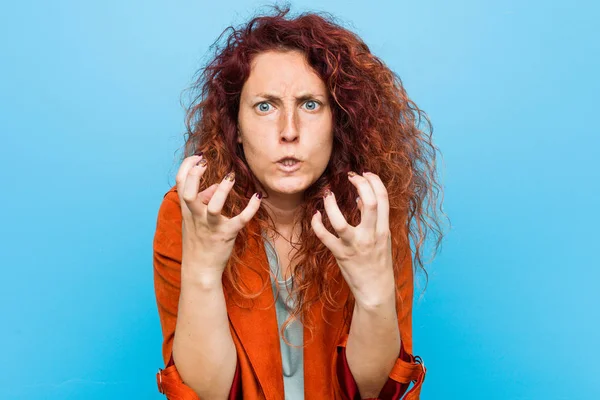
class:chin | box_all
[268,176,312,195]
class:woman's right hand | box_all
[175,153,263,283]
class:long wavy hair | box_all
[176,4,448,344]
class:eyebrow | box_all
[253,92,327,103]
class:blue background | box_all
[1,0,598,399]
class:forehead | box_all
[241,50,327,96]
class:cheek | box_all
[316,129,334,158]
[241,136,271,175]
[241,130,268,157]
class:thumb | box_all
[356,196,363,213]
[199,183,219,205]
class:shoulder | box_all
[156,185,181,221]
[153,185,182,250]
[161,185,180,206]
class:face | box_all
[237,50,333,199]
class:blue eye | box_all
[257,102,271,112]
[304,100,319,111]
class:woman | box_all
[153,5,445,400]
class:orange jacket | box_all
[153,186,426,399]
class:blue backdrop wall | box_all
[1,0,598,398]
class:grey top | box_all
[262,232,304,399]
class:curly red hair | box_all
[175,4,447,343]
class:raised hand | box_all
[311,171,396,306]
[175,153,263,282]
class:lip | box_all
[276,160,302,173]
[276,156,301,162]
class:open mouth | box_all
[277,157,301,171]
[279,158,299,166]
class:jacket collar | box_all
[222,221,351,400]
[222,221,284,398]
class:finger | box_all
[206,171,236,225]
[182,158,208,209]
[362,172,390,235]
[230,192,262,231]
[347,171,378,231]
[356,196,363,213]
[175,155,204,216]
[175,155,203,195]
[311,210,343,255]
[198,183,219,205]
[323,189,353,242]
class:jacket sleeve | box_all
[153,187,242,399]
[334,336,425,400]
[334,240,426,400]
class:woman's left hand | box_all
[311,171,396,307]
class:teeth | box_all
[281,160,297,166]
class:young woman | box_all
[153,6,445,400]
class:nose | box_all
[279,108,299,143]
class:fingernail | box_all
[347,171,357,178]
[196,159,207,167]
[255,191,263,199]
[224,171,235,182]
[323,188,332,198]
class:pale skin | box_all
[172,50,400,399]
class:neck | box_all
[261,191,303,242]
